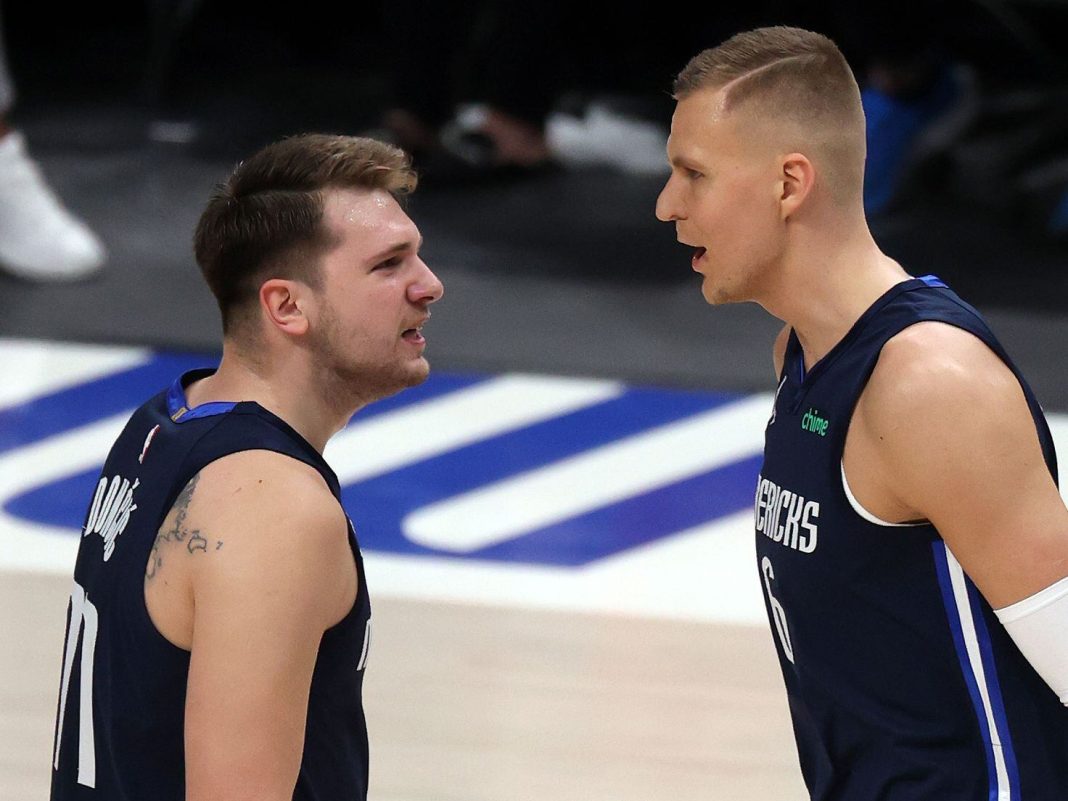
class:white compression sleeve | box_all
[995,576,1068,706]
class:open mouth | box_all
[401,327,425,345]
[692,247,707,266]
[402,314,429,345]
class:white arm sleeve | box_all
[994,576,1068,706]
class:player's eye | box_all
[373,255,403,272]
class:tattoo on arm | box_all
[145,473,224,581]
[187,530,208,553]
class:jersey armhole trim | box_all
[840,461,926,528]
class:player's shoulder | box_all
[877,321,1010,387]
[181,449,355,631]
[197,448,331,494]
[863,321,1021,430]
[186,449,344,538]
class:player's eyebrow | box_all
[367,235,424,263]
[669,155,706,172]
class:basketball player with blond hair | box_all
[657,26,1068,799]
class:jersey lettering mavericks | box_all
[50,369,372,801]
[756,276,1068,799]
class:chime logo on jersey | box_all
[84,474,140,561]
[754,476,819,553]
[800,408,830,437]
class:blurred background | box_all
[3,0,1068,387]
[2,2,1068,799]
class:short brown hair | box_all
[674,27,865,200]
[194,133,417,335]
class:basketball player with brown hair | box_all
[51,133,443,800]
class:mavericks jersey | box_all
[51,369,372,801]
[756,276,1068,799]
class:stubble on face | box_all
[312,296,430,412]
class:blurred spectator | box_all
[370,1,557,181]
[369,2,695,181]
[828,1,980,215]
[0,8,105,280]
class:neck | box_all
[185,342,361,452]
[760,213,909,369]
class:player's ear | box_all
[260,278,310,337]
[779,152,815,219]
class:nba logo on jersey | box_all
[138,424,160,464]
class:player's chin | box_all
[700,276,724,306]
[700,273,741,306]
[401,356,431,386]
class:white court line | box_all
[0,412,132,573]
[326,374,624,484]
[404,394,772,552]
[0,338,149,410]
[366,510,769,625]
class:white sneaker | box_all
[547,103,670,176]
[0,131,106,281]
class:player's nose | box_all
[655,176,683,222]
[409,258,444,304]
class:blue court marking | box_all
[0,352,488,456]
[6,465,109,529]
[468,455,763,565]
[340,370,491,422]
[7,384,735,536]
[340,388,746,565]
[0,352,212,455]
[2,349,765,567]
[1,364,490,529]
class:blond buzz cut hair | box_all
[674,26,867,203]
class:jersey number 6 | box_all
[761,556,795,664]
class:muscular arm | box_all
[175,451,356,801]
[847,323,1068,703]
[855,323,1068,609]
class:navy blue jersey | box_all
[756,276,1068,800]
[50,368,372,801]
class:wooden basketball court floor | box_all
[2,573,805,801]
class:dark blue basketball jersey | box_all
[50,368,372,801]
[756,276,1068,800]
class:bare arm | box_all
[177,451,356,801]
[855,322,1068,608]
